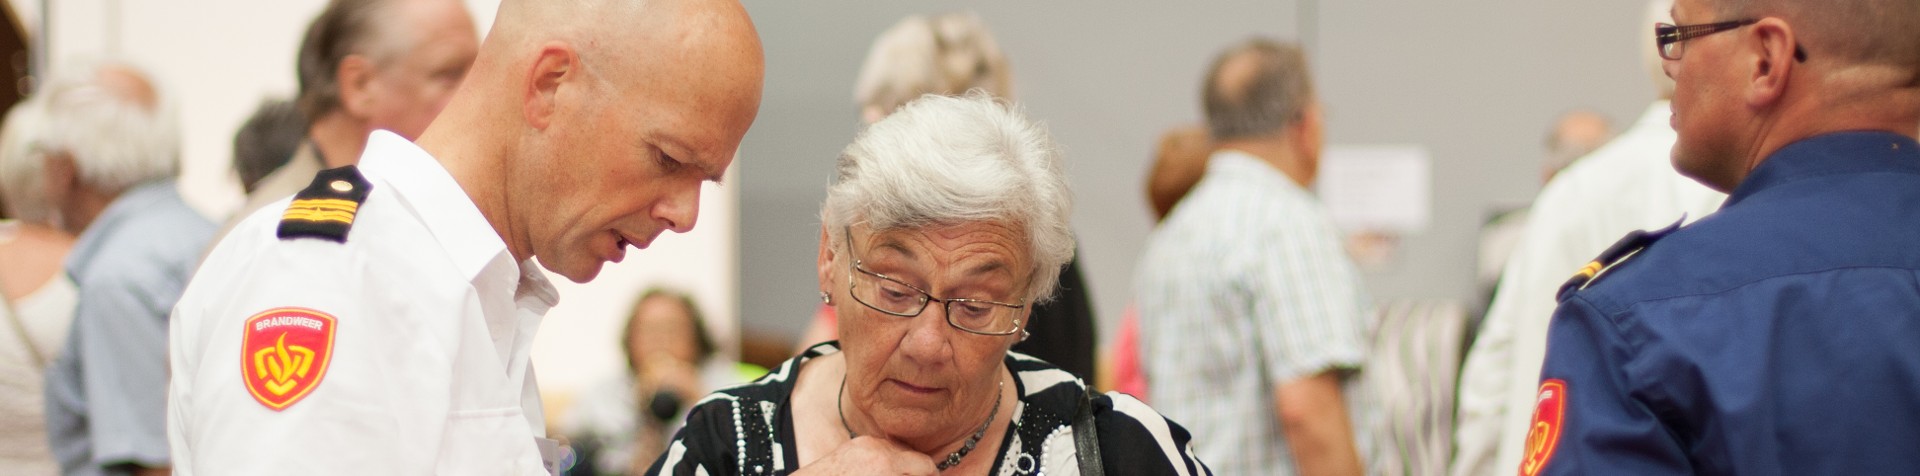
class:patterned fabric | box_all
[1134,150,1375,475]
[647,342,1211,475]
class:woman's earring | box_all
[1020,329,1031,342]
[820,291,832,305]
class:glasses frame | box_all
[1656,19,1806,62]
[841,228,1027,337]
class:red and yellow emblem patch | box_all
[240,307,336,411]
[1519,379,1567,476]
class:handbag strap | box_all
[1,293,46,372]
[1072,388,1105,476]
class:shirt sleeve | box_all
[1096,392,1213,475]
[1532,296,1689,475]
[73,266,177,469]
[645,397,738,476]
[1246,215,1369,385]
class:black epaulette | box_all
[277,165,372,243]
[1557,217,1685,299]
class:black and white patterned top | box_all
[645,342,1212,476]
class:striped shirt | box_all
[648,342,1211,475]
[1134,150,1375,475]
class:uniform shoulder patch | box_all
[1557,217,1686,299]
[277,165,372,243]
[241,307,337,411]
[1518,379,1567,476]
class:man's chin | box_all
[548,260,606,284]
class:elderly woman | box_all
[648,95,1208,475]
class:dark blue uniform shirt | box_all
[1532,131,1920,475]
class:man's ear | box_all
[1744,18,1798,108]
[524,42,579,131]
[337,54,378,118]
[40,152,77,204]
[817,224,838,295]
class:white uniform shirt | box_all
[168,131,560,475]
[1450,102,1726,476]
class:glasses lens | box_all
[946,300,1020,335]
[851,271,928,316]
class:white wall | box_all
[36,0,742,405]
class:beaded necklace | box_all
[838,376,1003,471]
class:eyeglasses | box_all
[842,229,1026,336]
[1656,19,1807,62]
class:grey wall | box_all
[737,0,1658,343]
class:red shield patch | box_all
[240,307,336,411]
[1519,379,1567,476]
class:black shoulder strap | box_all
[277,165,372,243]
[1557,217,1686,299]
[1073,388,1105,476]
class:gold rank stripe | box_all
[1573,261,1603,280]
[282,210,356,225]
[287,198,359,213]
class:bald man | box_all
[1525,0,1920,473]
[1135,38,1374,476]
[166,0,763,473]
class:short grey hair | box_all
[296,0,414,122]
[822,93,1074,303]
[0,98,51,222]
[1713,0,1920,71]
[852,12,1013,117]
[37,60,181,196]
[1203,38,1314,141]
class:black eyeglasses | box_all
[1656,20,1806,62]
[842,228,1026,336]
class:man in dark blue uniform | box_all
[1523,0,1920,474]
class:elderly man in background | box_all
[219,0,476,234]
[1135,38,1375,475]
[0,96,79,475]
[36,61,212,476]
[1449,2,1727,474]
[167,0,763,472]
[1525,0,1920,473]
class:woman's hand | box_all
[794,436,937,476]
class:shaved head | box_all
[423,0,763,282]
[1713,0,1920,75]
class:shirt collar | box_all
[66,180,176,281]
[355,130,559,306]
[1723,131,1920,208]
[1206,148,1306,193]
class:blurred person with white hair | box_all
[0,96,80,474]
[1448,1,1727,474]
[214,0,477,242]
[1135,38,1376,476]
[36,60,213,476]
[798,12,1101,385]
[652,93,1207,476]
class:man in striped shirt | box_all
[1135,38,1375,476]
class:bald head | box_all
[428,0,763,283]
[1713,0,1920,74]
[1203,38,1314,141]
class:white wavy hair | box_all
[0,98,51,222]
[852,12,1012,118]
[36,60,181,196]
[822,93,1074,303]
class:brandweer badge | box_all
[1519,379,1567,476]
[241,307,337,411]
